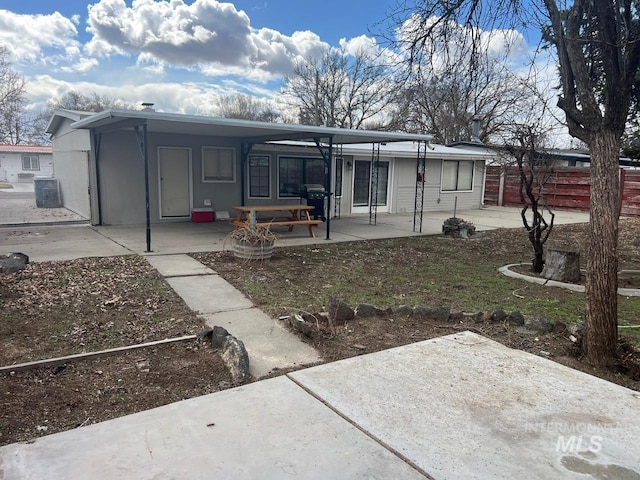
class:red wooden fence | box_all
[484,166,640,216]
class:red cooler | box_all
[191,207,214,222]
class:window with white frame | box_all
[202,147,235,182]
[248,155,270,198]
[22,155,40,171]
[441,160,474,191]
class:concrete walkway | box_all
[2,331,639,479]
[145,254,320,378]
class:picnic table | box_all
[230,205,323,238]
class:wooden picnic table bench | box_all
[230,205,323,238]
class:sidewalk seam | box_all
[90,226,137,255]
[286,374,436,480]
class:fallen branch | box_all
[0,335,197,374]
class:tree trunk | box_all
[584,129,620,366]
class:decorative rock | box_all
[448,311,465,323]
[542,249,581,283]
[488,308,507,323]
[470,311,485,323]
[414,305,450,322]
[220,336,250,383]
[210,326,231,348]
[393,305,414,317]
[328,297,354,321]
[524,317,554,333]
[354,303,385,318]
[0,252,29,274]
[506,311,525,326]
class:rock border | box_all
[283,298,566,339]
[499,263,640,297]
[200,327,251,384]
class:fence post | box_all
[619,168,626,218]
[498,166,506,206]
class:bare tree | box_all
[0,47,27,144]
[215,93,280,122]
[44,90,132,113]
[389,0,640,366]
[504,125,556,273]
[283,48,397,129]
[390,44,533,143]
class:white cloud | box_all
[0,9,80,64]
[339,35,379,57]
[25,74,246,116]
[59,58,101,74]
[84,0,328,79]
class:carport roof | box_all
[69,108,434,145]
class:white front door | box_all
[158,147,191,218]
[352,160,390,213]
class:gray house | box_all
[46,109,491,239]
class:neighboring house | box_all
[0,144,53,183]
[46,109,493,237]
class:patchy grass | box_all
[194,220,640,339]
[194,219,640,391]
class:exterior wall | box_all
[395,158,485,214]
[0,151,53,182]
[149,133,242,219]
[96,131,146,225]
[96,131,243,225]
[84,129,489,226]
[51,118,92,218]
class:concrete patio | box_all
[0,206,592,262]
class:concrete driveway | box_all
[0,185,87,227]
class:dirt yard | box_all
[0,256,232,446]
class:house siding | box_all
[51,118,92,219]
[394,159,485,213]
[0,150,53,183]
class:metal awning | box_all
[70,109,434,145]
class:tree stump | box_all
[542,249,581,283]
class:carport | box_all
[69,109,434,252]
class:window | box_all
[22,155,40,171]
[249,155,270,198]
[278,156,325,197]
[202,147,235,182]
[442,160,474,191]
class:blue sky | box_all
[0,0,552,131]
[0,0,402,115]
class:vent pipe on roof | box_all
[471,116,482,143]
[141,102,155,111]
